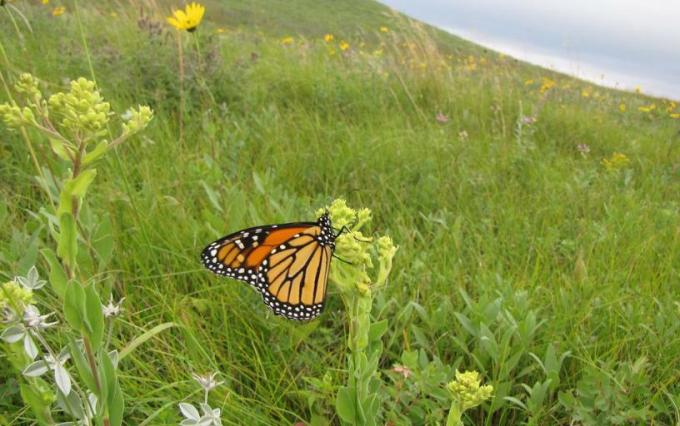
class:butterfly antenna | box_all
[332,254,354,265]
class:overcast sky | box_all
[378,0,680,100]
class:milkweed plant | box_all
[0,73,152,425]
[318,200,493,425]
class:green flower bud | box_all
[0,281,34,314]
[0,103,24,128]
[15,73,42,103]
[122,105,154,134]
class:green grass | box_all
[1,0,679,424]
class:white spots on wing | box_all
[235,240,245,249]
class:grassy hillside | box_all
[1,0,679,425]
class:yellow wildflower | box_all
[280,36,294,45]
[540,77,556,94]
[601,152,631,172]
[524,79,534,85]
[619,103,626,112]
[665,101,677,112]
[339,40,350,51]
[42,0,49,4]
[581,87,592,98]
[447,370,494,410]
[52,6,65,16]
[167,2,205,32]
[215,28,226,34]
[379,26,389,33]
[323,33,334,43]
[670,113,680,119]
[638,104,656,113]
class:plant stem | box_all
[446,403,463,426]
[177,31,185,146]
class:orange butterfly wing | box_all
[201,214,336,320]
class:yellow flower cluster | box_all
[0,281,33,312]
[601,152,631,172]
[280,36,294,45]
[48,78,111,136]
[447,370,494,410]
[52,6,65,16]
[638,103,656,113]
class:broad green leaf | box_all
[57,212,77,269]
[58,169,97,216]
[48,138,74,162]
[368,319,388,342]
[64,281,85,331]
[82,141,109,166]
[119,322,176,361]
[335,387,356,424]
[84,284,105,351]
[41,248,68,299]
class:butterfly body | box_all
[201,214,336,320]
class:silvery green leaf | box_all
[23,360,49,377]
[1,325,25,343]
[85,392,98,418]
[56,386,84,419]
[196,417,213,426]
[108,349,119,369]
[179,403,200,421]
[180,420,199,426]
[24,334,38,360]
[57,346,71,364]
[55,364,72,395]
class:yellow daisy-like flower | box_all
[339,40,350,51]
[42,0,49,4]
[280,36,294,45]
[167,2,205,32]
[324,33,334,43]
[52,6,65,16]
[379,26,389,33]
[619,103,626,112]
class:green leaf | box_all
[92,216,113,269]
[57,212,77,269]
[101,351,124,426]
[335,387,356,424]
[19,383,52,426]
[82,141,109,166]
[58,169,97,216]
[119,322,176,361]
[41,248,68,299]
[368,319,388,342]
[48,138,74,162]
[64,281,85,331]
[68,338,98,393]
[84,284,105,351]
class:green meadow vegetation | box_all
[1,0,679,424]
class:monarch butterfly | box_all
[200,214,337,320]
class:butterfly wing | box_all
[201,218,335,320]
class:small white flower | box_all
[192,372,223,392]
[102,296,125,318]
[23,304,58,330]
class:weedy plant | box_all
[0,73,152,425]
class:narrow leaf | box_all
[84,284,105,351]
[68,339,97,393]
[119,322,175,361]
